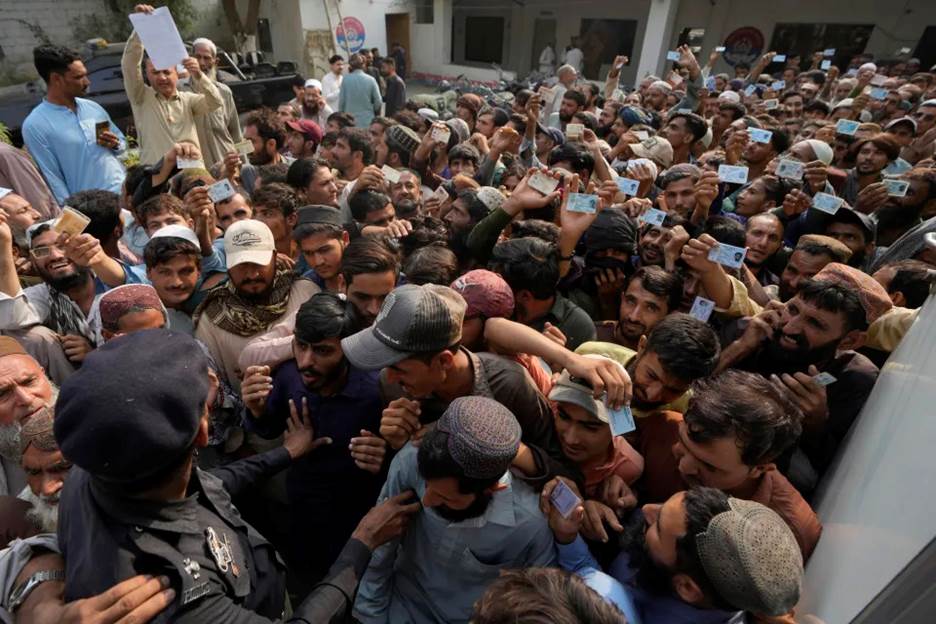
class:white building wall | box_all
[403,0,936,86]
[675,0,936,77]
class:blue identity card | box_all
[567,193,598,213]
[836,119,860,136]
[608,404,636,436]
[549,480,582,518]
[718,164,749,185]
[708,242,747,269]
[640,208,667,226]
[870,87,888,100]
[617,177,640,196]
[666,50,681,61]
[690,296,715,322]
[821,60,832,70]
[812,192,844,214]
[771,80,786,91]
[748,128,773,144]
[773,54,787,62]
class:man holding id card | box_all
[546,357,643,499]
[23,45,128,204]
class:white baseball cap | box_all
[149,224,199,248]
[224,219,275,269]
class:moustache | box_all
[774,327,808,350]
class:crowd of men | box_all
[0,2,934,622]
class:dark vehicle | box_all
[0,40,300,146]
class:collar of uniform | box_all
[464,347,495,399]
[546,294,573,324]
[447,471,517,529]
[89,468,203,533]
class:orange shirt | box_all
[635,410,822,560]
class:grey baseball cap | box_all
[341,284,467,370]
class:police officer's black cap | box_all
[296,205,344,228]
[54,329,210,486]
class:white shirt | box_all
[565,47,584,73]
[322,72,343,112]
[538,46,556,73]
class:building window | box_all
[464,16,504,64]
[770,23,874,66]
[415,0,434,24]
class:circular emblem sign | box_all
[336,17,366,53]
[723,26,765,67]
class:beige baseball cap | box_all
[224,219,275,269]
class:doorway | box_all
[385,13,410,69]
[531,18,557,72]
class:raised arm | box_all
[121,29,147,105]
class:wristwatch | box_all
[8,569,65,612]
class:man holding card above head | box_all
[717,263,888,492]
[548,355,643,499]
[740,125,790,181]
[122,5,223,166]
[22,45,127,205]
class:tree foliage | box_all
[72,0,198,43]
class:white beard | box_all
[18,485,59,533]
[0,422,22,462]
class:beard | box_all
[19,486,59,533]
[302,100,321,116]
[248,149,274,166]
[432,490,492,523]
[757,328,840,376]
[40,265,91,293]
[559,111,573,123]
[0,422,22,461]
[235,278,275,303]
[618,510,675,596]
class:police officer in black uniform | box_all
[53,329,418,622]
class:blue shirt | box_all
[353,445,557,623]
[247,361,383,500]
[557,536,643,624]
[338,70,382,128]
[22,98,127,205]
